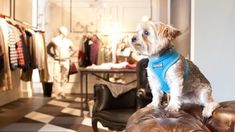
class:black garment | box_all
[0,51,4,88]
[83,38,92,67]
[0,55,3,73]
[20,30,34,81]
[0,44,3,73]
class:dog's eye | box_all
[143,30,149,36]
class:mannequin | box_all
[47,26,76,99]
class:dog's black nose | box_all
[131,36,137,43]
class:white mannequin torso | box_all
[52,35,74,60]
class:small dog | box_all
[131,20,219,117]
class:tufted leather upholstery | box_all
[126,101,235,132]
[207,101,235,132]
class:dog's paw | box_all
[202,102,220,118]
[165,101,181,112]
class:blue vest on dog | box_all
[148,50,189,93]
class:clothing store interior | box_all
[0,0,235,132]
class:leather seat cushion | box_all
[93,109,136,123]
[206,101,235,132]
[126,106,211,132]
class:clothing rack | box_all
[0,13,43,31]
[12,19,44,32]
[12,18,34,28]
[0,13,11,19]
[0,14,48,83]
[0,14,32,28]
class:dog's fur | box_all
[131,20,219,117]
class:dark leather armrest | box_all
[136,88,152,109]
[93,84,137,112]
[206,101,235,132]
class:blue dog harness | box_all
[148,50,189,93]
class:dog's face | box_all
[131,21,181,57]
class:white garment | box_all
[52,60,69,96]
[52,36,74,60]
[49,35,76,97]
[86,62,128,70]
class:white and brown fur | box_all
[131,20,219,117]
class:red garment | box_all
[16,40,25,67]
[90,42,99,64]
[78,50,85,64]
[90,35,100,64]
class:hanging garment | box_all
[16,37,25,67]
[21,30,34,81]
[0,38,4,72]
[8,24,26,69]
[90,35,100,65]
[7,25,18,70]
[27,29,38,69]
[0,18,13,89]
[34,32,46,70]
[15,24,30,69]
[84,38,92,67]
[0,27,5,89]
[78,35,87,67]
[39,32,49,82]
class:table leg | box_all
[85,73,88,109]
[80,72,84,116]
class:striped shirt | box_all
[8,25,18,70]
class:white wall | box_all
[191,0,235,101]
[170,0,191,58]
[0,0,11,16]
[14,0,33,24]
[0,71,21,106]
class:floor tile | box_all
[62,107,81,117]
[39,124,77,132]
[67,101,81,109]
[0,122,45,132]
[0,95,112,132]
[25,111,54,123]
[47,100,70,107]
[36,104,64,116]
[74,97,86,102]
[0,96,50,127]
[50,114,83,130]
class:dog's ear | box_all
[157,22,181,40]
[167,25,181,40]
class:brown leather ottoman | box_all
[126,101,235,132]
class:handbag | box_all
[69,62,78,75]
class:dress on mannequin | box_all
[47,26,76,99]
